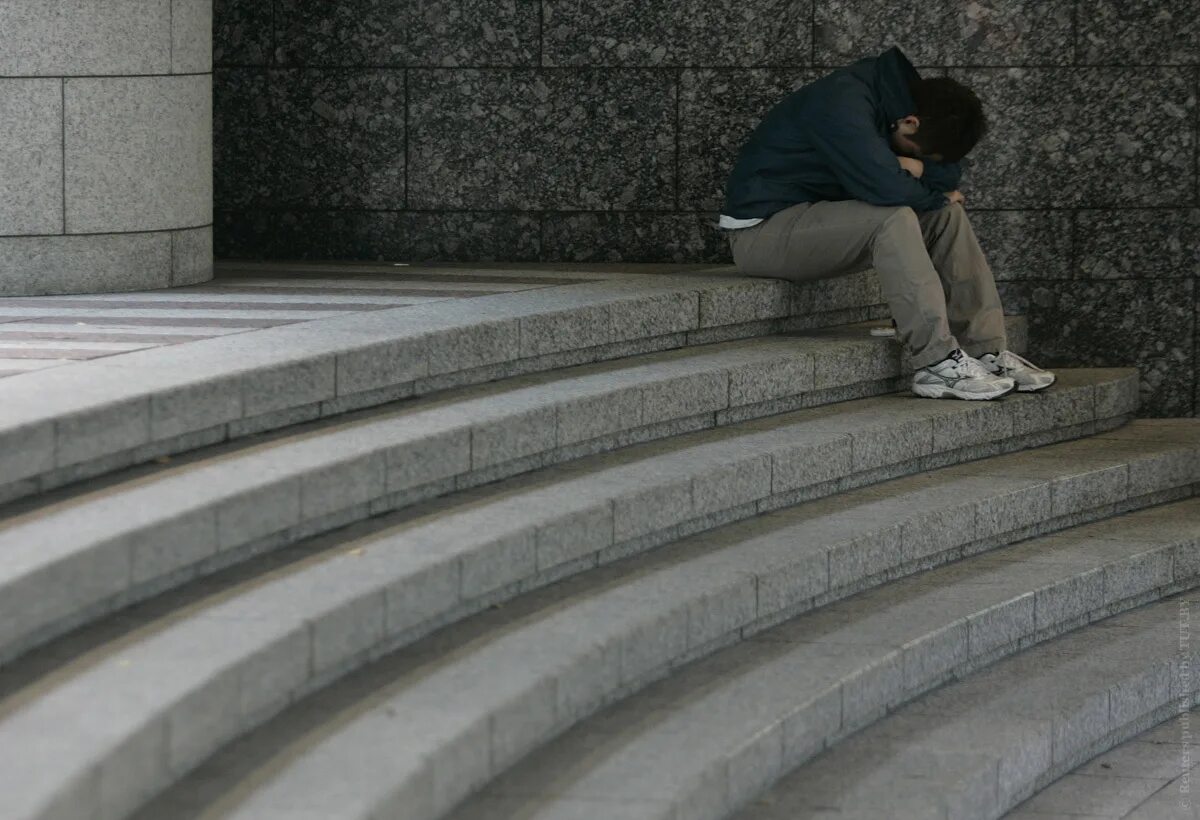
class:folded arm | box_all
[801,89,950,211]
[914,157,962,192]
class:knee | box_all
[879,205,921,235]
[932,201,968,228]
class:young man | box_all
[716,45,1054,400]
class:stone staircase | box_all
[0,267,1195,820]
[1006,700,1199,819]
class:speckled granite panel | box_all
[543,0,811,67]
[679,68,823,211]
[214,68,405,210]
[948,67,1194,209]
[967,209,1072,281]
[994,282,1030,318]
[813,0,1073,66]
[276,210,410,260]
[812,6,932,66]
[213,68,272,209]
[408,69,675,210]
[213,0,273,66]
[1017,279,1195,417]
[1075,209,1200,279]
[273,0,539,67]
[214,209,274,259]
[271,69,405,209]
[214,209,541,262]
[541,213,727,263]
[405,211,541,262]
[1079,1,1200,66]
[944,1,1074,66]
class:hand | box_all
[896,156,924,178]
[946,190,965,205]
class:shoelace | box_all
[996,350,1039,371]
[952,353,997,380]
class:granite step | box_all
[0,376,1147,820]
[0,316,1033,670]
[733,581,1200,820]
[440,487,1200,820]
[22,420,1186,820]
[0,269,899,505]
[1004,703,1200,819]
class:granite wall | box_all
[213,1,1199,417]
[1,0,214,295]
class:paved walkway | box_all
[0,261,725,379]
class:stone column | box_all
[0,0,213,296]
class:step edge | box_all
[0,369,1139,671]
[5,418,1196,820]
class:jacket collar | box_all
[874,46,921,125]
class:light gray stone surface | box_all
[0,0,171,76]
[0,79,62,235]
[10,421,1194,820]
[64,74,212,234]
[170,225,214,286]
[0,328,1066,668]
[0,232,176,296]
[346,495,1200,820]
[424,499,1200,820]
[0,276,1025,496]
[0,1,212,296]
[742,588,1200,820]
[1006,704,1200,819]
[171,0,213,74]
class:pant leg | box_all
[915,203,1009,358]
[727,199,960,369]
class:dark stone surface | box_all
[541,212,727,262]
[213,68,271,209]
[272,0,539,67]
[1006,278,1196,417]
[213,0,273,65]
[813,1,1073,66]
[967,209,1072,281]
[272,69,405,209]
[950,67,1195,209]
[215,209,541,262]
[1075,209,1200,279]
[214,69,405,210]
[408,69,675,210]
[542,0,811,67]
[1078,0,1200,66]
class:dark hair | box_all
[907,76,987,163]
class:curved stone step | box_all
[1004,703,1200,819]
[29,419,1187,820]
[0,373,1145,820]
[436,490,1200,820]
[736,589,1200,819]
[0,317,1034,669]
[0,270,903,505]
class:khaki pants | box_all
[727,200,1008,370]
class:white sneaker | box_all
[912,348,1016,400]
[976,350,1056,392]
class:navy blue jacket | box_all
[720,46,962,221]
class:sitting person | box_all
[715,45,1054,400]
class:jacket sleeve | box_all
[916,158,962,193]
[800,91,950,212]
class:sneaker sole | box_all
[911,381,1016,401]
